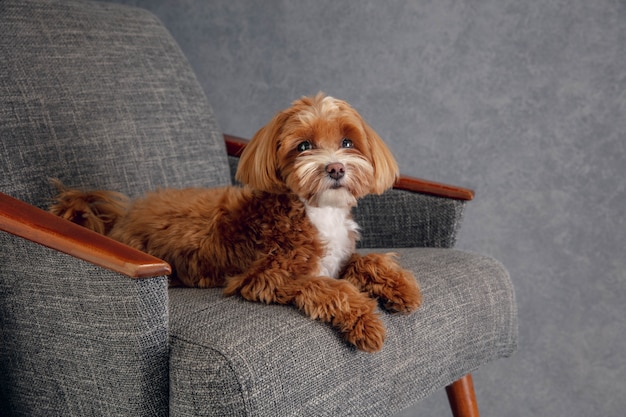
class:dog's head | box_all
[236,93,399,208]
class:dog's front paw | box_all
[343,253,422,314]
[378,267,422,314]
[343,310,386,353]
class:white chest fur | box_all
[305,204,360,279]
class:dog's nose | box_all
[326,162,345,180]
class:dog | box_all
[50,93,422,352]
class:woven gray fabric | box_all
[0,0,230,208]
[227,155,466,248]
[0,233,169,417]
[169,248,518,417]
[355,191,466,248]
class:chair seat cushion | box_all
[168,248,517,417]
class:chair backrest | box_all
[0,0,231,208]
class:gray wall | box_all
[111,1,626,416]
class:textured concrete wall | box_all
[111,1,626,415]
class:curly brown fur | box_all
[49,179,129,235]
[49,94,422,352]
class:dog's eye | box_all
[341,138,354,148]
[297,141,313,152]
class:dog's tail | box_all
[48,179,130,235]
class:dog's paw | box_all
[342,253,422,314]
[343,310,386,353]
[379,267,422,314]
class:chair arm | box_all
[0,192,171,278]
[224,134,471,248]
[354,190,467,248]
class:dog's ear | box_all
[362,121,400,194]
[236,112,288,193]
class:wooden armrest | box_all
[224,134,474,201]
[393,176,474,201]
[0,192,171,278]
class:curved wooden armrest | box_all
[224,134,474,201]
[0,192,171,278]
[393,176,474,201]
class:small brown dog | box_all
[50,93,421,352]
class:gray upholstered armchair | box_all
[0,1,517,416]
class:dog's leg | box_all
[341,253,422,314]
[224,266,386,352]
[285,276,386,352]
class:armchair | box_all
[0,1,517,416]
